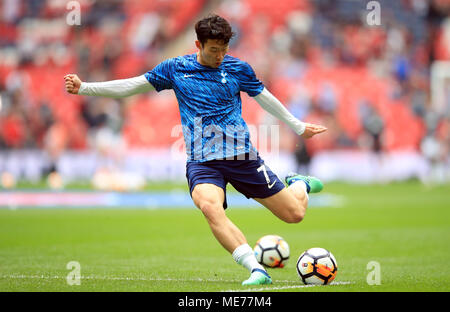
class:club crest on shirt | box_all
[220,71,227,83]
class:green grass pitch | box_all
[0,181,449,292]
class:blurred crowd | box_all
[0,0,449,176]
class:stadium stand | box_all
[0,0,448,167]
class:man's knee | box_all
[284,202,305,223]
[286,211,304,224]
[198,198,221,215]
[192,189,224,222]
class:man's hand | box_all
[300,123,328,139]
[64,74,82,94]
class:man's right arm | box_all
[64,74,154,98]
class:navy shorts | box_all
[186,154,285,209]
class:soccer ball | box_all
[296,247,338,285]
[253,235,290,268]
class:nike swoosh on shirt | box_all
[268,181,276,189]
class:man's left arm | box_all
[253,88,327,139]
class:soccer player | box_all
[64,15,327,286]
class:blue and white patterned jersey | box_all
[145,53,264,162]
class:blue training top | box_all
[145,53,264,162]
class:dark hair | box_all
[195,14,234,46]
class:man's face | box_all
[196,39,229,68]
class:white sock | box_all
[290,180,309,200]
[232,244,265,273]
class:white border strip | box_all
[222,281,352,292]
[1,274,351,291]
[0,274,241,283]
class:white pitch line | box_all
[0,274,302,284]
[0,274,242,283]
[222,281,352,292]
[1,274,350,291]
